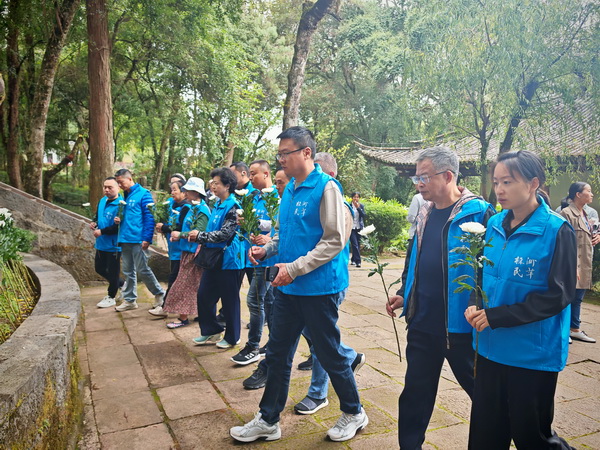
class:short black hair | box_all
[230,162,249,175]
[114,169,132,178]
[277,126,316,158]
[105,176,117,182]
[249,159,271,171]
[210,167,238,193]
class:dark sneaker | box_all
[351,353,366,375]
[297,355,313,371]
[232,344,261,365]
[294,396,329,415]
[243,366,267,390]
[259,345,267,357]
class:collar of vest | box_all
[290,164,325,190]
[493,200,554,237]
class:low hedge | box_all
[361,198,409,251]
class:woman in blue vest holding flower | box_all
[188,167,244,349]
[465,150,577,449]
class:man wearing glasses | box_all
[386,146,494,449]
[230,126,367,443]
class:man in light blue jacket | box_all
[114,169,165,312]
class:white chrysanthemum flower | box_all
[252,209,257,212]
[162,200,170,205]
[0,220,5,227]
[0,208,10,215]
[262,187,274,194]
[459,222,486,234]
[119,200,127,205]
[172,210,180,215]
[236,209,244,216]
[359,224,376,236]
[147,203,155,208]
[235,189,249,196]
[191,200,200,205]
[82,202,90,207]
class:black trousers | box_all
[350,229,362,264]
[399,329,475,449]
[468,356,573,450]
[198,269,242,345]
[95,250,122,298]
[164,259,181,301]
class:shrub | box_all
[0,208,36,265]
[362,197,409,251]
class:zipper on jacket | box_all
[441,219,450,350]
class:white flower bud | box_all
[459,222,486,234]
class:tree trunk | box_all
[87,0,114,210]
[6,0,23,189]
[22,0,80,197]
[42,135,82,201]
[488,79,540,203]
[498,79,540,155]
[282,0,339,130]
[152,118,175,190]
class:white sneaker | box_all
[230,412,281,442]
[96,296,116,308]
[327,407,368,442]
[148,305,168,317]
[570,330,596,343]
[153,293,165,308]
[115,301,138,312]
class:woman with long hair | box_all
[560,182,599,343]
[465,150,577,449]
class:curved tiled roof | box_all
[358,99,600,173]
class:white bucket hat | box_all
[182,177,207,197]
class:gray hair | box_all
[315,152,338,177]
[416,146,459,175]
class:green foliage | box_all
[362,198,408,251]
[51,182,89,207]
[0,209,36,265]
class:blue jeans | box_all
[570,288,586,329]
[303,288,356,400]
[258,290,362,424]
[246,267,270,349]
[120,243,164,303]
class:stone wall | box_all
[0,182,169,283]
[0,254,81,446]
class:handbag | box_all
[194,233,236,270]
[194,246,225,270]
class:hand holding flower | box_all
[465,305,490,332]
[170,230,180,241]
[386,295,404,318]
[187,230,199,242]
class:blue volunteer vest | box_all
[95,196,122,252]
[401,197,493,333]
[205,194,244,270]
[118,184,151,243]
[179,201,211,254]
[478,201,571,372]
[166,199,185,260]
[278,165,349,296]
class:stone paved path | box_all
[77,258,600,449]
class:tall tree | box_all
[87,0,114,208]
[5,0,23,189]
[22,0,81,197]
[282,0,340,129]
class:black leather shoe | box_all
[297,355,313,371]
[243,366,267,390]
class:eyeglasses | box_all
[275,147,305,161]
[410,171,448,185]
